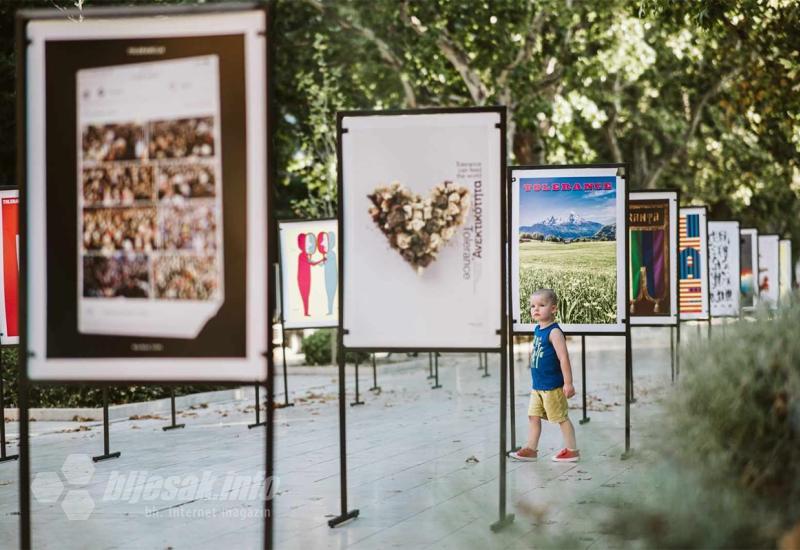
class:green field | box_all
[518,241,617,325]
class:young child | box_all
[510,289,580,462]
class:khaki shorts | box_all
[528,388,569,423]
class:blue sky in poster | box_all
[519,177,617,227]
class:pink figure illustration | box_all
[297,232,324,316]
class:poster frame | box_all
[277,217,339,330]
[627,189,679,327]
[337,106,507,353]
[779,238,793,305]
[740,227,760,313]
[508,163,629,336]
[757,233,781,311]
[707,219,742,319]
[0,186,19,345]
[19,2,272,384]
[677,205,711,322]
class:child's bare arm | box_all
[550,329,575,398]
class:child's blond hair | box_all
[531,288,558,306]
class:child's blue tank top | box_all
[530,323,564,390]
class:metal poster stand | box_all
[162,387,185,432]
[16,4,276,548]
[92,388,121,463]
[0,344,19,463]
[368,353,381,393]
[627,190,682,399]
[350,357,365,407]
[248,384,268,430]
[330,107,510,533]
[677,204,713,380]
[506,164,633,462]
[276,217,342,412]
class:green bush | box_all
[599,298,800,548]
[300,329,370,366]
[301,329,333,365]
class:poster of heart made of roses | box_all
[339,109,503,349]
[510,166,627,334]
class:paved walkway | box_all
[0,327,686,549]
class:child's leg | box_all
[526,415,542,450]
[558,418,577,450]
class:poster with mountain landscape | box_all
[511,166,626,333]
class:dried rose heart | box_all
[367,181,471,274]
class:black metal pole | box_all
[707,318,712,339]
[276,322,293,408]
[0,347,18,462]
[477,352,483,370]
[162,387,185,431]
[670,326,675,384]
[490,342,514,531]
[482,351,490,378]
[629,330,636,404]
[508,345,517,452]
[427,352,434,379]
[328,337,359,527]
[579,335,590,425]
[369,353,380,392]
[248,384,267,429]
[676,321,681,380]
[350,357,364,406]
[622,321,632,460]
[92,387,121,462]
[431,353,442,389]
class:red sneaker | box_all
[552,448,580,462]
[510,447,538,461]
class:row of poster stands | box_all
[5,4,798,548]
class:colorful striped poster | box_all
[678,207,709,320]
[628,192,677,325]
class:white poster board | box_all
[678,207,710,320]
[779,239,793,304]
[739,228,759,312]
[758,235,780,309]
[708,221,740,317]
[0,189,19,345]
[628,191,678,326]
[511,166,627,333]
[340,109,503,349]
[24,8,269,381]
[279,219,338,329]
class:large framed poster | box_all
[628,191,678,326]
[278,219,338,329]
[511,165,627,334]
[708,221,741,317]
[779,239,793,304]
[22,5,270,382]
[758,235,780,309]
[340,108,504,350]
[0,189,19,345]
[740,229,759,311]
[678,207,710,320]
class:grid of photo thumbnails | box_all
[80,117,221,301]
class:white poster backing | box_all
[511,166,626,334]
[340,110,503,349]
[708,221,741,317]
[279,219,338,329]
[24,9,269,381]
